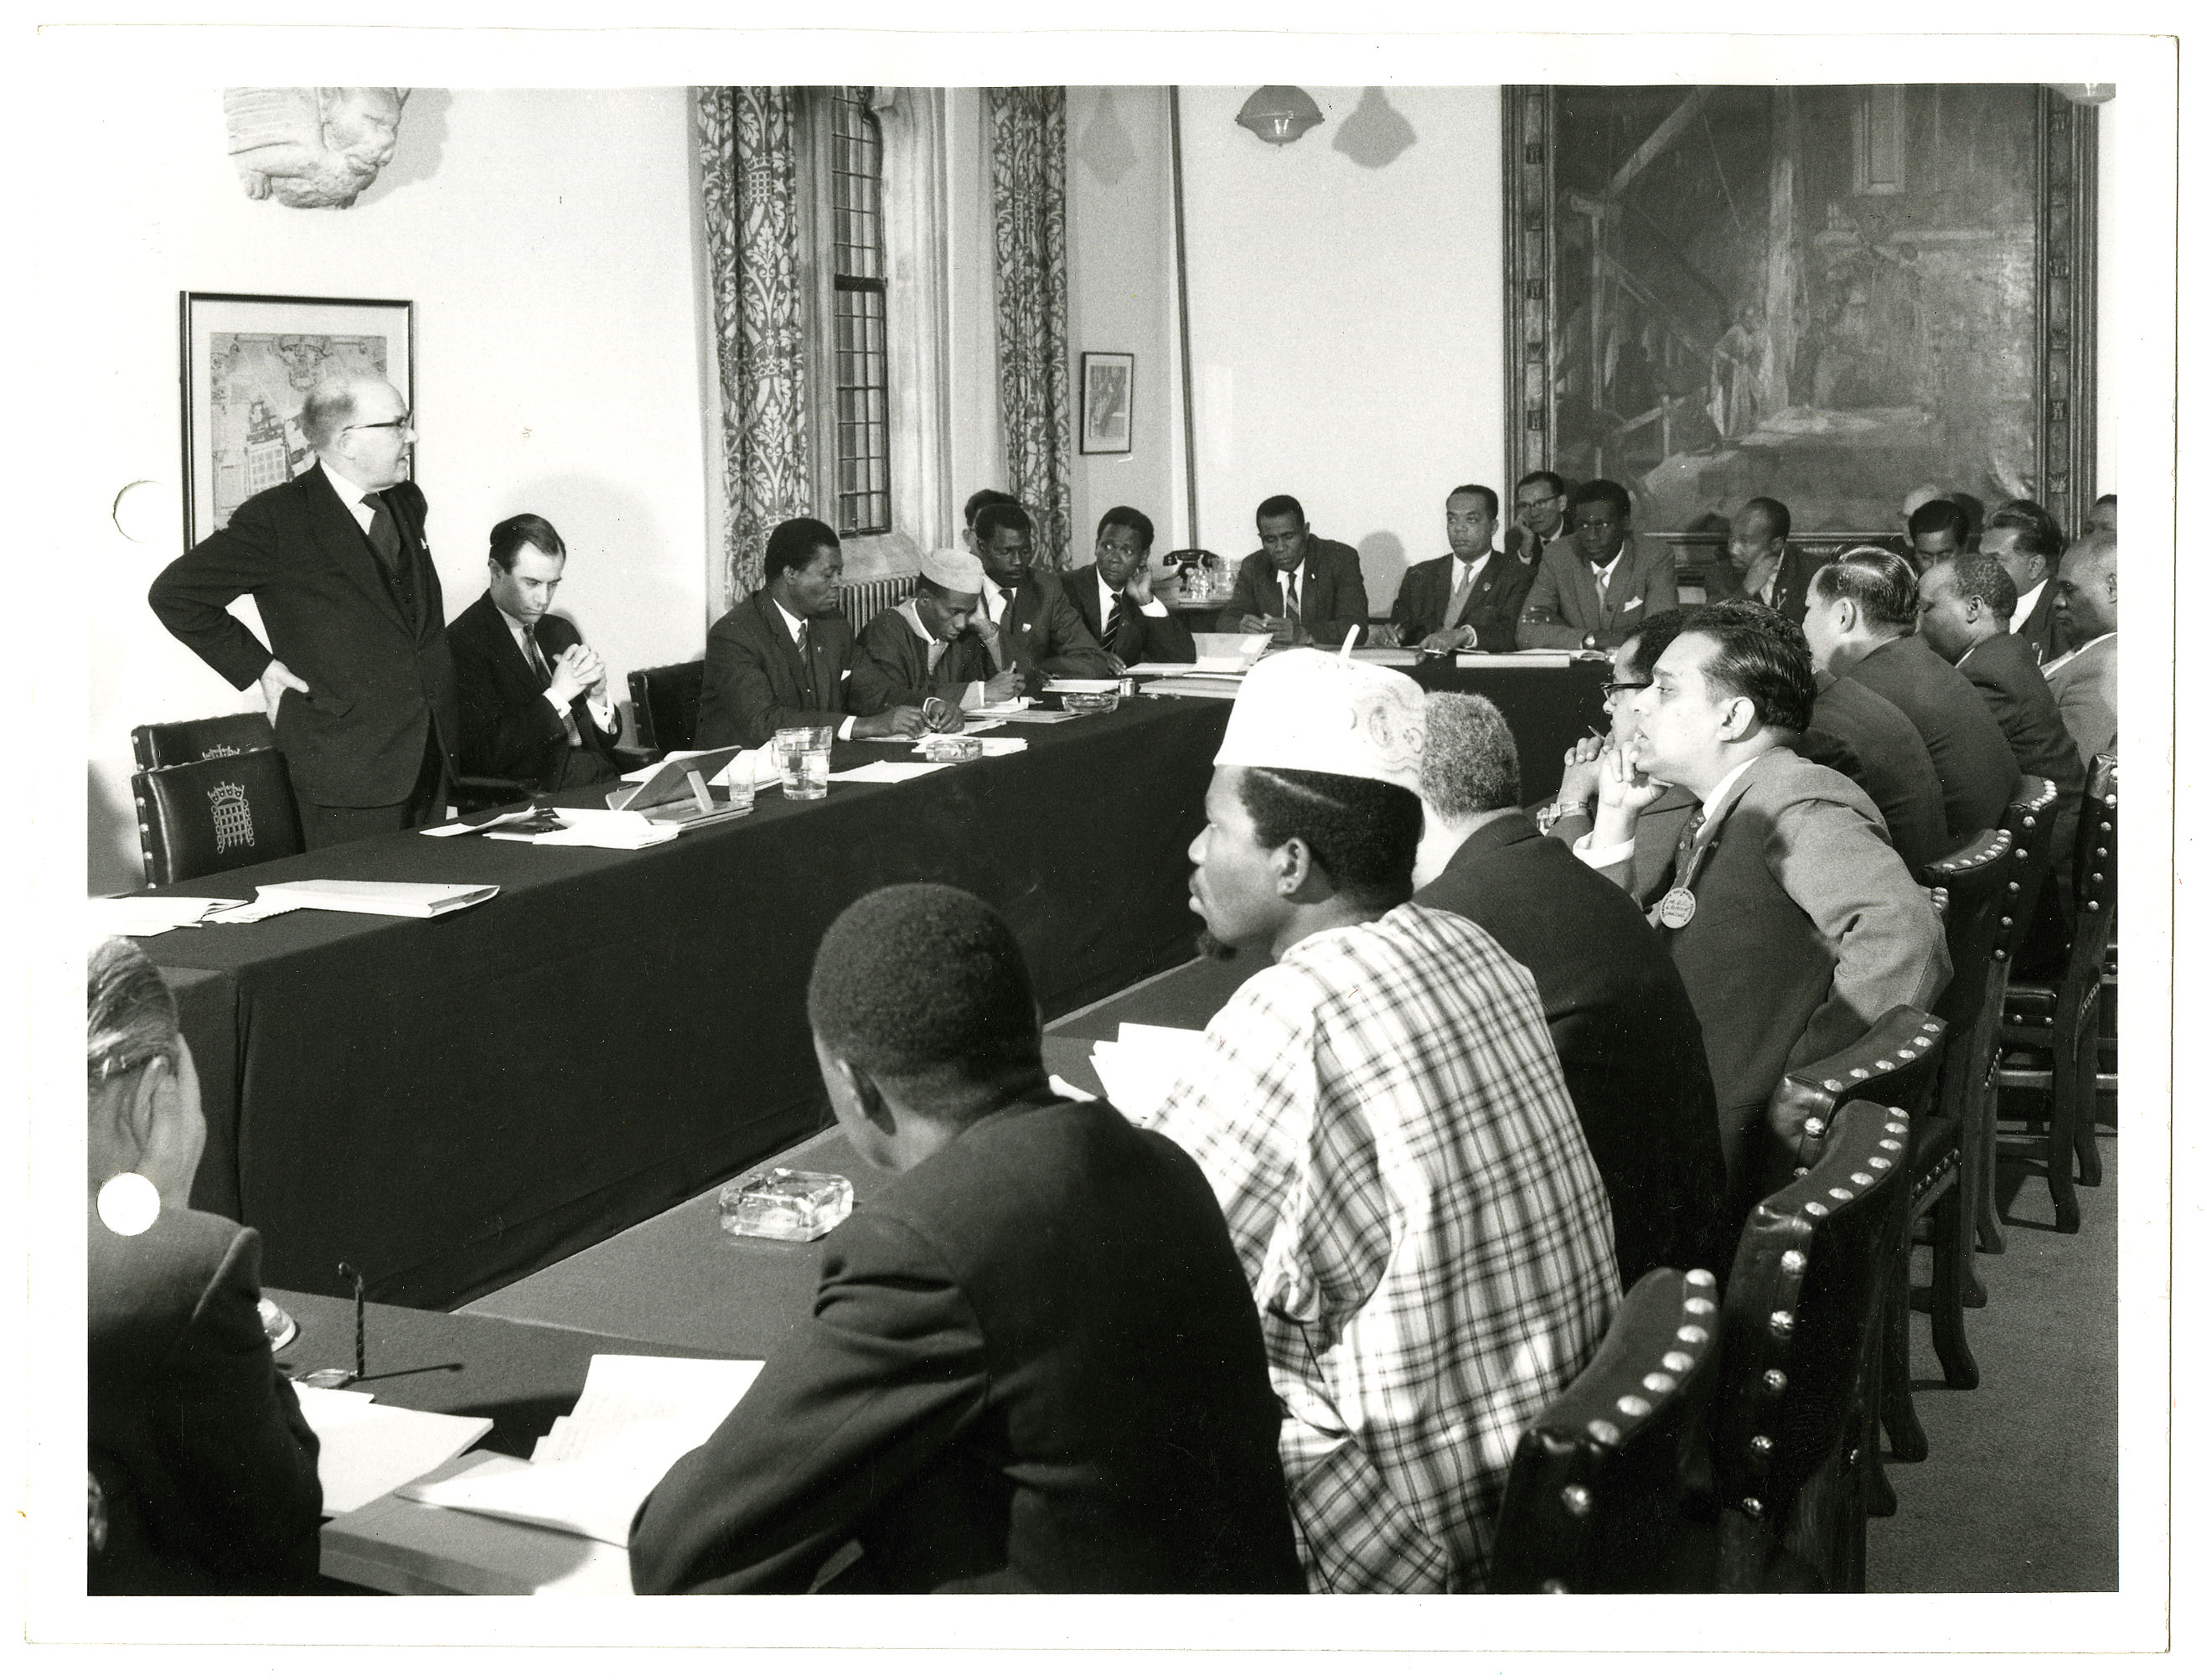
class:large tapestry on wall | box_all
[698,86,811,602]
[988,87,1074,571]
[1504,85,2096,543]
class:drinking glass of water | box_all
[773,726,833,800]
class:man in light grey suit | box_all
[2044,530,2117,767]
[1516,478,1680,651]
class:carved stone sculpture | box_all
[225,88,409,209]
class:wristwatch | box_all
[1534,797,1590,835]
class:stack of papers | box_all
[89,896,244,937]
[400,1354,762,1548]
[967,697,1036,719]
[827,760,952,784]
[480,809,680,850]
[1455,650,1578,669]
[1348,647,1424,667]
[1086,1022,1209,1122]
[291,1383,494,1516]
[204,880,499,923]
[1135,675,1247,699]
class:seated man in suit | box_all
[1414,693,1729,1286]
[1982,499,2067,662]
[445,514,625,789]
[961,487,1019,553]
[1572,602,1951,1215]
[88,938,322,1594]
[968,500,1119,687]
[2082,492,2117,540]
[1801,547,2019,840]
[1541,609,1698,871]
[1516,478,1679,651]
[1504,470,1571,570]
[1905,497,1971,572]
[1152,651,1617,1591]
[2045,530,2117,766]
[850,549,1021,721]
[1062,505,1197,666]
[1389,483,1533,653]
[695,519,928,749]
[1224,494,1369,649]
[1713,496,1817,624]
[1917,553,2086,812]
[628,886,1304,1594]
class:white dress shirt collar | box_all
[2013,578,2047,633]
[2042,630,2113,677]
[318,459,381,535]
[774,598,809,646]
[1452,548,1491,593]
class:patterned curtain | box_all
[697,88,810,602]
[987,88,1074,571]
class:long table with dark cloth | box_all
[140,659,1603,1316]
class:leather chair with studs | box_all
[628,660,706,754]
[1490,1266,1724,1594]
[1998,756,2117,1233]
[1972,774,2061,1258]
[130,711,277,772]
[130,747,305,888]
[1713,1098,1913,1593]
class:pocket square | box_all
[1622,596,1643,613]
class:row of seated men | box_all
[100,540,2087,1591]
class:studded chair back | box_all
[1998,773,2063,959]
[628,660,705,753]
[1765,1006,1946,1186]
[1918,829,2012,1083]
[1491,1266,1724,1594]
[129,711,277,772]
[1713,1098,1911,1592]
[129,748,304,887]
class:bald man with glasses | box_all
[150,374,457,848]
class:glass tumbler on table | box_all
[772,725,832,800]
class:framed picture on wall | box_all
[1079,351,1135,455]
[179,292,415,545]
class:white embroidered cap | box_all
[1214,649,1426,793]
[920,548,985,593]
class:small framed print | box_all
[180,292,414,545]
[1079,351,1134,456]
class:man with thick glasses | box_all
[1503,471,1570,570]
[150,374,457,848]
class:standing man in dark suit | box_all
[1573,602,1950,1212]
[629,886,1303,1594]
[1504,470,1571,570]
[1414,693,1729,1286]
[445,514,625,789]
[1225,494,1370,649]
[1516,479,1680,651]
[148,374,456,850]
[695,519,928,750]
[1801,547,2019,840]
[1389,483,1534,653]
[968,500,1119,687]
[1710,497,1817,624]
[1982,500,2067,662]
[1062,505,1197,666]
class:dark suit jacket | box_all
[695,592,861,750]
[148,466,457,806]
[850,607,996,714]
[1846,633,2020,840]
[628,1098,1305,1594]
[1957,632,2086,809]
[1415,812,1729,1285]
[1516,532,1680,649]
[445,592,623,787]
[1800,674,1952,874]
[986,571,1116,683]
[1703,545,1821,625]
[1389,551,1535,651]
[89,1207,322,1594]
[2014,580,2065,664]
[1062,564,1197,665]
[1223,537,1370,648]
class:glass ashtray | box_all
[717,1168,855,1242]
[918,735,984,762]
[1058,690,1119,716]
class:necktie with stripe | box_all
[361,491,417,625]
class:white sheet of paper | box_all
[292,1385,494,1516]
[1088,1024,1209,1123]
[88,896,245,934]
[827,760,953,783]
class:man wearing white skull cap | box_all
[1149,649,1619,1593]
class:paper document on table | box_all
[1454,650,1577,668]
[617,747,728,785]
[479,809,679,850]
[240,880,499,919]
[89,896,245,936]
[1125,662,1197,676]
[292,1384,493,1516]
[1348,647,1424,667]
[402,1354,762,1547]
[826,760,951,784]
[966,698,1036,718]
[1088,1023,1209,1123]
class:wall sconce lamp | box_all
[2050,85,2116,106]
[1235,85,1325,147]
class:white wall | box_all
[1176,85,1507,614]
[70,88,712,892]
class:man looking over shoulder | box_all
[1505,470,1570,568]
[1516,478,1679,650]
[1801,547,2019,840]
[1151,651,1617,1592]
[695,518,927,749]
[1225,494,1370,649]
[1414,693,1729,1286]
[148,373,456,850]
[1062,505,1197,666]
[850,549,1021,723]
[1982,499,2068,662]
[2044,530,2117,767]
[446,514,624,789]
[1574,601,1950,1212]
[1389,483,1533,653]
[968,500,1119,687]
[629,886,1304,1594]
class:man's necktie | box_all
[1443,566,1477,632]
[1672,806,1706,886]
[1282,570,1302,639]
[361,491,418,625]
[793,620,817,704]
[1101,590,1123,646]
